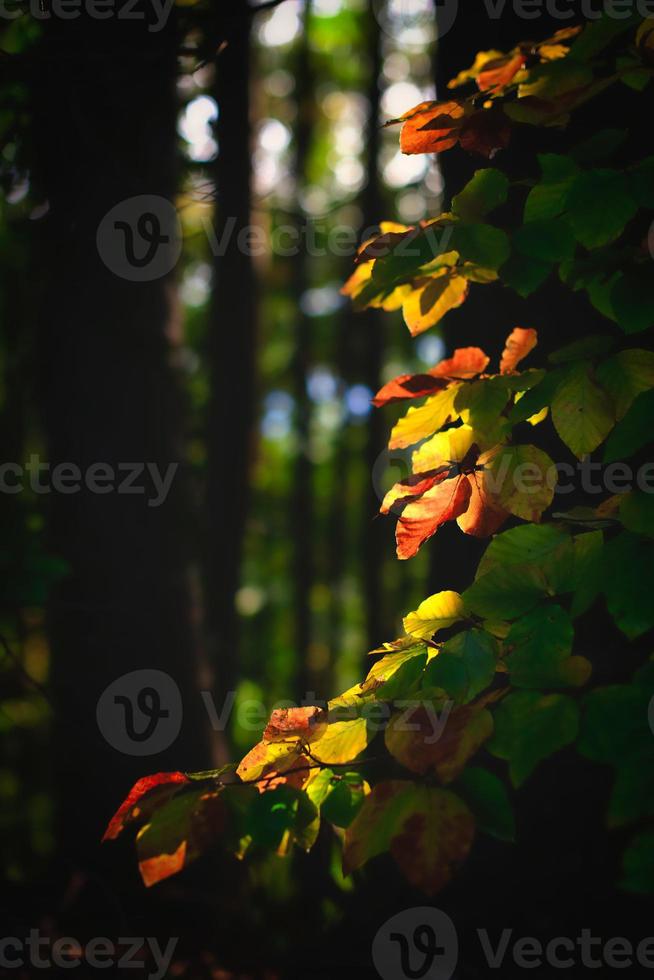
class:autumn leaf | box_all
[372,373,448,407]
[103,772,189,842]
[403,590,466,640]
[432,346,491,379]
[343,781,475,894]
[392,99,469,155]
[402,272,469,335]
[389,384,461,449]
[263,706,328,743]
[385,702,495,783]
[500,327,538,374]
[392,472,473,560]
[477,52,527,93]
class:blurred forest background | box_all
[1,1,645,976]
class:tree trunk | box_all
[33,3,209,871]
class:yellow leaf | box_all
[308,719,370,765]
[412,424,475,472]
[389,384,461,450]
[402,274,468,336]
[403,590,466,640]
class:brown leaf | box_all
[263,706,328,743]
[395,474,472,559]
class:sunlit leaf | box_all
[403,590,466,640]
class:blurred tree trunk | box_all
[33,4,209,871]
[205,1,257,758]
[290,0,315,700]
[359,1,386,653]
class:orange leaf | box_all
[397,100,470,155]
[395,474,472,559]
[139,840,187,888]
[456,473,509,538]
[500,327,538,374]
[477,53,527,93]
[430,346,490,379]
[102,772,189,842]
[263,706,328,743]
[381,468,451,517]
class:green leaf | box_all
[505,604,590,689]
[403,590,466,640]
[571,129,627,164]
[608,758,654,828]
[524,154,579,223]
[551,363,616,457]
[621,830,654,895]
[619,492,654,538]
[477,523,570,579]
[596,349,654,419]
[343,781,475,895]
[454,378,512,444]
[452,168,509,220]
[566,169,638,248]
[610,270,654,334]
[514,217,576,264]
[569,14,641,63]
[246,785,318,852]
[321,773,368,829]
[549,334,615,365]
[603,388,654,461]
[450,223,510,270]
[629,155,654,208]
[464,563,550,620]
[457,767,515,842]
[488,691,579,787]
[569,530,604,618]
[500,252,552,297]
[424,629,498,704]
[508,368,564,424]
[602,532,654,639]
[578,684,653,767]
[487,444,555,521]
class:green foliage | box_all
[107,12,654,899]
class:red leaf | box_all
[102,772,189,842]
[500,327,538,374]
